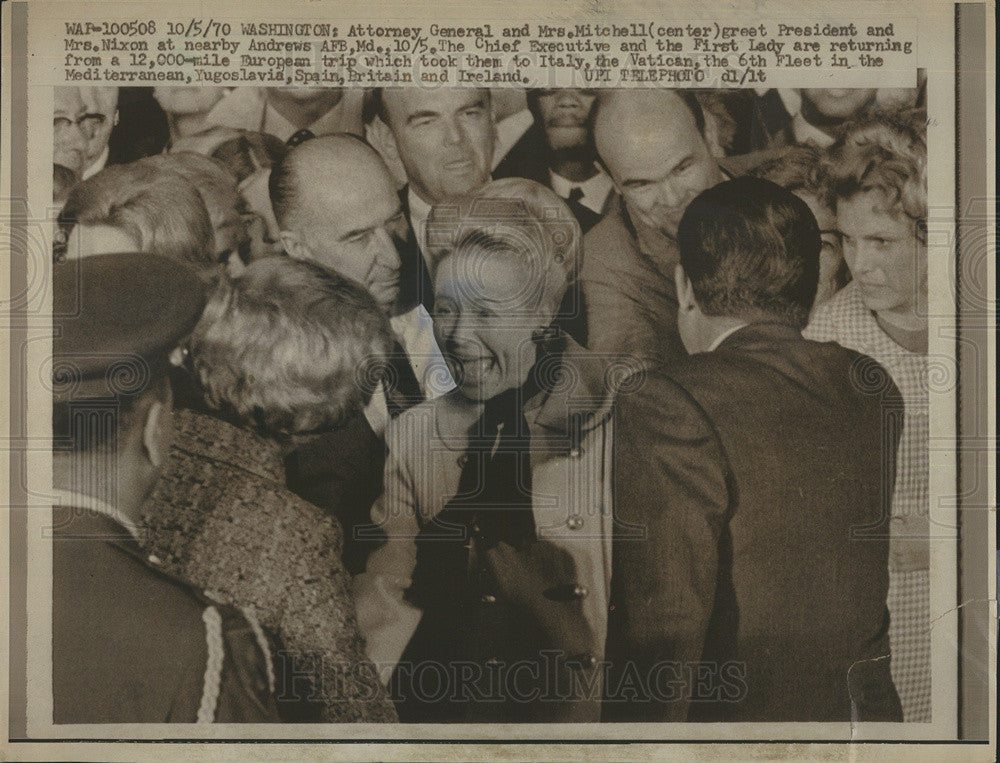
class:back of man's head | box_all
[59,162,215,269]
[678,177,820,329]
[269,133,384,232]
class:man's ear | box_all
[369,115,402,168]
[702,111,726,159]
[279,229,310,261]
[675,264,697,313]
[142,400,167,469]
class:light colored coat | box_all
[354,346,615,685]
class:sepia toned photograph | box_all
[2,1,994,760]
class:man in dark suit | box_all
[494,89,614,234]
[52,253,282,723]
[369,87,496,310]
[604,177,903,723]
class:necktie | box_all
[567,186,585,205]
[286,128,315,148]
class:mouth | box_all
[449,351,495,379]
[857,278,888,290]
[371,278,400,303]
[444,159,475,172]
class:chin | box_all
[857,288,906,314]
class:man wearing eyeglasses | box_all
[80,86,119,179]
[53,87,119,181]
[53,86,90,178]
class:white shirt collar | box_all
[82,145,109,180]
[791,112,836,148]
[54,489,141,540]
[390,304,456,399]
[548,166,614,215]
[707,323,748,352]
[407,186,433,257]
[262,98,348,143]
[492,108,534,170]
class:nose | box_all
[847,241,878,276]
[371,226,402,270]
[654,176,685,210]
[443,116,464,146]
[56,121,88,155]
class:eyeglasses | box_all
[53,113,107,138]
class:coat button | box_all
[566,515,584,530]
[568,446,583,458]
[567,652,598,670]
[481,593,497,604]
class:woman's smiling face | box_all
[432,245,544,402]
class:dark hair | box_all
[678,177,821,329]
[268,148,297,229]
[753,144,825,197]
[211,130,287,185]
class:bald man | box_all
[54,86,90,177]
[80,87,119,179]
[270,135,455,570]
[581,90,727,370]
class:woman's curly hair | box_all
[189,257,393,438]
[821,106,927,243]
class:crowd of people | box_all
[51,83,930,724]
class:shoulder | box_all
[804,283,867,343]
[582,197,630,252]
[614,362,716,438]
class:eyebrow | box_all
[405,110,440,125]
[54,106,86,120]
[341,205,404,240]
[404,97,486,125]
[621,153,695,187]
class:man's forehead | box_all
[387,87,488,117]
[82,87,118,113]
[598,93,701,172]
[54,87,85,114]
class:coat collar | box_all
[54,490,141,541]
[712,321,805,352]
[170,408,285,485]
[524,334,616,439]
